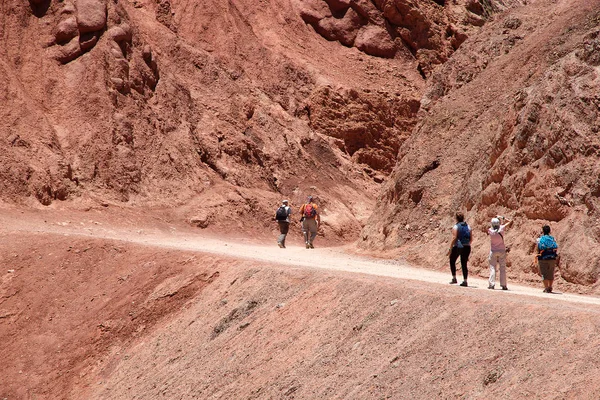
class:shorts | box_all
[538,259,556,280]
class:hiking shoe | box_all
[547,287,553,293]
[305,243,310,249]
[278,242,284,248]
[309,243,314,249]
[543,288,550,293]
[501,286,508,291]
[459,281,468,287]
[488,285,495,290]
[449,278,458,284]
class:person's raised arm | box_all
[499,215,513,229]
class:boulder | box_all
[295,0,331,25]
[190,212,211,228]
[79,31,99,51]
[55,16,78,43]
[325,0,350,12]
[465,0,484,15]
[354,25,396,58]
[142,44,153,62]
[76,0,107,33]
[106,24,132,43]
[49,36,82,63]
[315,8,365,46]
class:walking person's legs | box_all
[488,251,497,289]
[301,219,310,248]
[498,251,507,289]
[548,259,556,292]
[307,219,318,248]
[449,247,459,284]
[539,259,556,292]
[278,222,289,248]
[459,246,471,286]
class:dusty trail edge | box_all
[4,212,600,308]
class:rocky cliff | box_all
[1,0,512,240]
[360,0,600,288]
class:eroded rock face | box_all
[360,2,600,286]
[0,0,164,206]
[307,86,420,172]
[41,0,160,98]
[295,0,526,76]
[43,0,108,62]
[579,29,600,66]
[2,0,398,241]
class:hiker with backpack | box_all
[536,225,559,293]
[299,196,320,249]
[487,215,513,290]
[448,212,472,287]
[274,199,292,248]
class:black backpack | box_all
[275,206,288,221]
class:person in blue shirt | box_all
[537,225,559,293]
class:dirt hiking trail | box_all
[3,207,600,308]
[5,206,600,399]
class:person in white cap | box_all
[487,215,513,290]
[274,200,292,248]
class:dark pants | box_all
[450,246,471,281]
[278,221,290,246]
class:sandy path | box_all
[4,209,600,307]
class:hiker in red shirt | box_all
[299,196,321,249]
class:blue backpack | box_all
[456,222,471,247]
[538,235,558,260]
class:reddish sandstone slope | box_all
[3,228,600,399]
[0,0,517,240]
[361,0,600,289]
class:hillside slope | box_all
[1,0,517,241]
[2,216,600,399]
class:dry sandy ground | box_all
[3,206,600,399]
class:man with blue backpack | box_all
[448,213,473,287]
[537,225,559,293]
